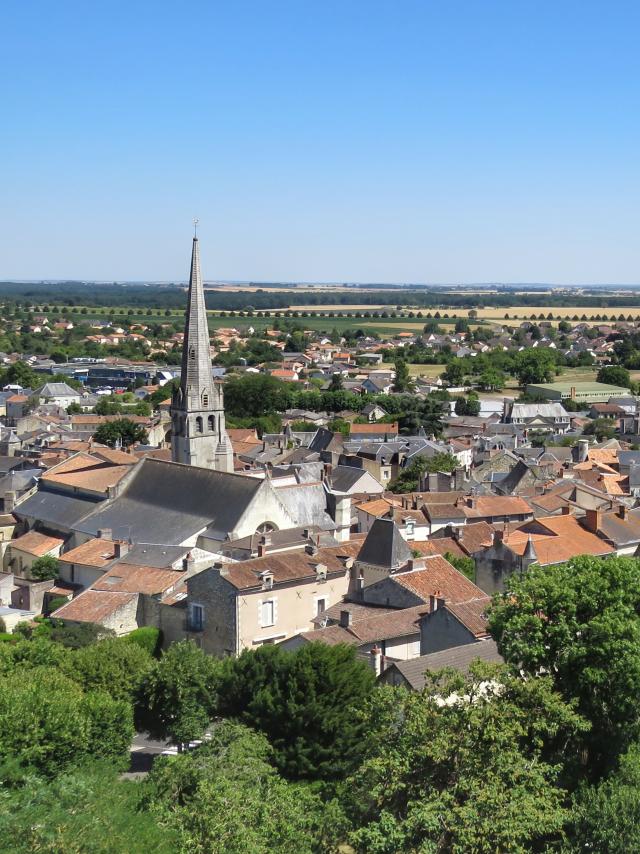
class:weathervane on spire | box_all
[193,217,199,237]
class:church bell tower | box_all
[170,229,233,472]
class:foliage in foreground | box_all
[343,663,585,854]
[489,555,640,777]
[145,721,341,854]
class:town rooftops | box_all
[75,457,265,544]
[349,422,399,436]
[384,639,503,690]
[9,530,64,557]
[52,589,137,623]
[217,540,362,591]
[393,555,485,604]
[357,518,413,569]
[295,604,427,647]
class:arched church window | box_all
[195,416,203,433]
[256,522,277,535]
[208,415,215,431]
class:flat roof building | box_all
[526,381,630,403]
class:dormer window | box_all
[314,563,327,582]
[259,570,274,590]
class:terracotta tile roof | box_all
[91,448,138,465]
[227,428,261,445]
[302,604,426,646]
[6,394,28,403]
[588,449,619,466]
[42,463,134,493]
[393,555,485,604]
[40,452,137,494]
[350,422,399,435]
[52,589,137,622]
[59,538,118,568]
[445,597,491,637]
[464,495,533,518]
[221,541,362,591]
[412,538,467,559]
[10,530,64,556]
[355,497,395,518]
[93,564,183,595]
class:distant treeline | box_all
[1,280,640,312]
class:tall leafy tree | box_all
[392,358,412,392]
[93,417,148,448]
[597,364,631,388]
[489,555,640,776]
[145,721,337,854]
[135,640,219,746]
[569,742,640,853]
[216,643,375,781]
[344,663,585,854]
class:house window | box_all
[189,603,204,631]
[316,598,326,617]
[261,599,275,627]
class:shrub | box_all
[126,626,162,657]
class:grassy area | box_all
[380,362,443,377]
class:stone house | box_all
[180,539,362,656]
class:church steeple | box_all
[170,230,233,472]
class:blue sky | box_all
[2,1,639,283]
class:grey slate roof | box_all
[76,458,263,545]
[14,489,101,530]
[35,382,79,398]
[329,465,370,493]
[385,639,503,690]
[357,518,412,569]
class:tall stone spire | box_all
[170,232,233,472]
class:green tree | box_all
[344,663,585,854]
[392,358,412,393]
[489,556,640,776]
[136,640,219,745]
[569,742,640,853]
[454,395,481,416]
[30,554,59,581]
[583,417,616,441]
[0,667,132,775]
[477,368,505,391]
[389,451,458,493]
[216,642,376,781]
[442,360,465,386]
[0,763,178,854]
[66,637,153,702]
[514,349,556,385]
[597,364,631,388]
[94,418,148,448]
[145,721,336,854]
[328,371,344,391]
[94,396,124,415]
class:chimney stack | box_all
[339,609,352,628]
[97,528,112,540]
[182,551,196,573]
[370,645,383,677]
[114,540,128,559]
[618,505,628,520]
[584,508,602,533]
